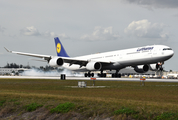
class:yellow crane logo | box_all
[57,43,61,53]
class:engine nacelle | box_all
[134,64,149,73]
[149,63,159,71]
[86,62,102,71]
[48,57,64,67]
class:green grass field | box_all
[0,78,178,119]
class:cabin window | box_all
[163,48,172,50]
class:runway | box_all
[1,76,178,82]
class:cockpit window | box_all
[163,48,172,50]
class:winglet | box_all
[4,47,12,53]
[54,37,69,57]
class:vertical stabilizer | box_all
[54,37,69,57]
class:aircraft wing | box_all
[4,47,51,61]
[4,47,112,67]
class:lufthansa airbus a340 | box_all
[5,37,174,77]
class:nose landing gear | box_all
[158,62,164,71]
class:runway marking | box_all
[0,76,178,82]
[66,86,108,88]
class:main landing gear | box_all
[111,70,121,78]
[84,70,122,78]
[98,72,121,78]
[84,72,94,77]
[111,73,121,78]
[97,70,106,77]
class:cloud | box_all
[81,26,120,41]
[0,25,5,33]
[44,32,70,39]
[20,26,69,39]
[124,19,169,39]
[20,26,40,36]
[124,0,178,9]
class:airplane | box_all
[4,37,174,78]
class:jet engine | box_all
[134,64,149,73]
[86,62,102,71]
[149,63,159,71]
[48,57,63,67]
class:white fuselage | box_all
[62,45,174,72]
[6,37,174,74]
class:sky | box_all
[0,0,178,71]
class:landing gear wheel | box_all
[118,73,121,78]
[84,72,94,77]
[112,73,121,78]
[91,73,94,77]
[103,73,106,77]
[84,73,88,77]
[88,73,91,77]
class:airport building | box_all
[0,68,18,75]
[0,68,28,75]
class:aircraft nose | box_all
[170,50,174,57]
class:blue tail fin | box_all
[54,37,69,57]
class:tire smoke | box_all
[21,68,83,77]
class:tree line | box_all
[3,63,30,69]
[2,63,62,71]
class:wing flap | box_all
[61,57,113,67]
